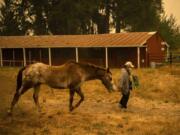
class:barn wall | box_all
[140,47,147,67]
[147,33,165,63]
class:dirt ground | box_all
[0,67,179,135]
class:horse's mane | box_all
[66,60,106,71]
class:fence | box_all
[168,52,180,64]
[0,58,105,67]
[0,52,179,68]
[1,60,38,67]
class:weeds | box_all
[0,66,179,135]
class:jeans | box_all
[119,92,130,108]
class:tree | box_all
[0,0,26,35]
[48,0,100,34]
[111,0,163,32]
[0,0,179,50]
[30,0,49,35]
[0,0,50,35]
[158,14,180,49]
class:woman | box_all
[119,61,134,109]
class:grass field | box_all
[0,66,179,135]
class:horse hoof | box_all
[69,109,73,112]
[69,107,74,112]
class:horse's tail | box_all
[16,66,26,92]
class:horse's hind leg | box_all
[8,84,31,115]
[69,89,75,112]
[33,84,41,112]
[8,91,20,115]
[74,87,84,109]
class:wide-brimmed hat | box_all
[124,61,134,68]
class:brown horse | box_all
[8,61,115,114]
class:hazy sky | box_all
[163,0,180,25]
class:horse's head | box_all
[98,68,116,92]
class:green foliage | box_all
[0,0,26,35]
[111,0,163,32]
[158,14,180,49]
[0,0,179,49]
[0,0,50,35]
[48,0,99,34]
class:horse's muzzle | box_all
[108,80,118,92]
[107,84,117,92]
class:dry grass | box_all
[0,66,179,135]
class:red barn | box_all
[0,32,168,68]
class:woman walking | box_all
[119,61,134,109]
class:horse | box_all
[8,61,115,114]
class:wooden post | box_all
[75,47,79,62]
[105,47,108,68]
[39,48,42,62]
[145,47,148,67]
[23,48,26,66]
[169,52,172,66]
[12,49,15,66]
[137,47,140,68]
[48,48,52,66]
[28,49,32,64]
[0,48,3,67]
[166,45,170,62]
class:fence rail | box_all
[1,60,37,67]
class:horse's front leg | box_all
[69,89,75,112]
[74,87,84,109]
